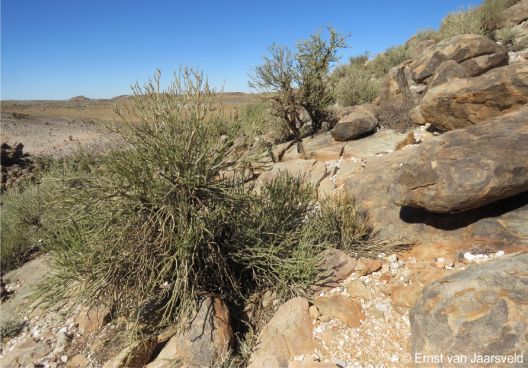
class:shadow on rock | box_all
[399,190,528,230]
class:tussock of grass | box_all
[439,7,486,39]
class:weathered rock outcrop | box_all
[378,64,420,107]
[421,63,528,130]
[248,297,316,368]
[1,142,37,192]
[410,253,528,364]
[103,338,157,368]
[147,297,233,368]
[410,34,507,83]
[459,51,508,77]
[502,0,528,26]
[393,107,528,213]
[313,295,365,328]
[330,104,378,141]
[428,60,467,89]
[341,142,528,249]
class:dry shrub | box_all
[334,65,381,106]
[376,94,417,133]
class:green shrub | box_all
[1,183,47,273]
[237,102,290,144]
[0,316,25,340]
[306,195,370,254]
[368,45,409,78]
[439,7,486,39]
[331,45,408,107]
[334,65,380,106]
[41,69,383,336]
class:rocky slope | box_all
[2,5,528,368]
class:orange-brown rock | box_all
[410,253,528,363]
[393,106,528,213]
[410,34,506,83]
[248,297,316,368]
[330,104,378,141]
[103,338,157,368]
[76,305,112,335]
[147,296,233,368]
[315,248,358,290]
[313,295,365,328]
[421,63,528,130]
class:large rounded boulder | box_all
[410,253,528,365]
[420,63,528,131]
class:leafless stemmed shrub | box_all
[250,27,348,149]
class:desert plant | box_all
[406,28,441,58]
[368,45,410,78]
[480,0,521,36]
[413,28,441,43]
[0,150,104,275]
[40,69,375,337]
[250,27,348,144]
[334,65,380,106]
[439,7,486,39]
[304,195,400,258]
[376,93,417,133]
[41,68,252,327]
[331,45,409,107]
[237,102,290,144]
[1,183,47,273]
[0,316,25,340]
[495,26,528,50]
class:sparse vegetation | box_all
[406,28,441,58]
[376,95,417,133]
[332,45,409,107]
[368,45,409,78]
[250,27,348,144]
[38,68,381,341]
[333,59,381,106]
[0,316,26,341]
[437,0,520,40]
[439,7,486,39]
[236,102,290,144]
[1,183,47,274]
[496,26,528,51]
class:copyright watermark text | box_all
[411,352,524,365]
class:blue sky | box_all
[1,0,481,100]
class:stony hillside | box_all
[1,1,528,368]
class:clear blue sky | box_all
[1,0,481,100]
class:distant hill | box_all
[69,95,91,102]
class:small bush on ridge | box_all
[439,7,486,39]
[250,27,348,142]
